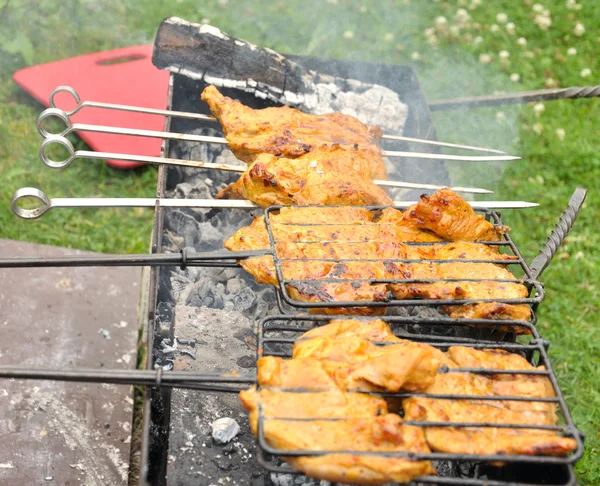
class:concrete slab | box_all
[0,239,141,486]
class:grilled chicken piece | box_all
[262,415,435,485]
[404,188,507,241]
[239,386,388,434]
[390,262,532,323]
[297,319,404,342]
[216,145,392,207]
[201,85,386,177]
[291,336,442,391]
[403,347,577,456]
[258,336,440,393]
[447,347,557,418]
[225,191,526,319]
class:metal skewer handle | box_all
[10,187,256,219]
[39,135,493,195]
[47,85,507,154]
[430,85,600,111]
[40,135,246,172]
[10,187,540,220]
[529,187,587,280]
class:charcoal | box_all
[229,286,257,312]
[171,273,194,302]
[226,277,244,294]
[270,474,295,486]
[237,355,256,369]
[166,210,202,248]
[196,221,225,250]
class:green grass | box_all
[0,0,598,482]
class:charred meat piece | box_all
[201,85,385,178]
[216,145,392,207]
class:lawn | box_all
[0,0,598,482]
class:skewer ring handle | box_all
[37,108,72,138]
[49,86,82,115]
[39,136,76,169]
[11,188,52,220]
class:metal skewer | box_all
[47,85,507,154]
[39,136,494,195]
[10,187,540,220]
[37,109,520,163]
[0,248,267,268]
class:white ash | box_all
[211,418,241,444]
[301,83,407,134]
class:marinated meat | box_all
[262,415,435,485]
[225,191,527,319]
[404,188,507,241]
[297,319,403,342]
[201,85,385,179]
[216,145,392,207]
[403,347,577,456]
[257,336,440,393]
[239,386,388,434]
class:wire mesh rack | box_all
[262,206,543,317]
[252,315,584,485]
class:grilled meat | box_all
[405,188,508,241]
[291,336,442,392]
[242,319,575,484]
[257,345,438,393]
[240,387,388,434]
[261,415,435,485]
[297,319,404,342]
[403,346,577,456]
[216,145,392,207]
[201,85,385,178]
[225,191,528,319]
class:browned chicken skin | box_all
[216,145,392,207]
[225,191,529,320]
[406,189,508,242]
[201,85,385,177]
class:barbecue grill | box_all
[0,17,592,486]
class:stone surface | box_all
[0,239,140,485]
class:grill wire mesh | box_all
[252,315,584,485]
[263,207,545,315]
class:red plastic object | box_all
[13,45,170,169]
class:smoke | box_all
[1,0,522,196]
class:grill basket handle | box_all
[530,187,587,280]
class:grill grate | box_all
[253,315,584,485]
[262,206,544,315]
